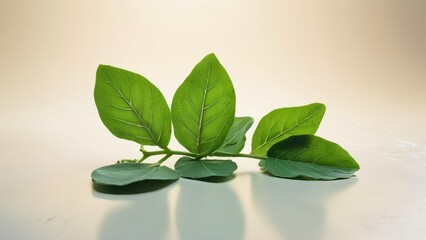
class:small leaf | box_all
[251,103,326,156]
[214,117,254,155]
[174,157,237,179]
[91,163,180,186]
[94,65,171,148]
[171,53,236,156]
[262,135,360,180]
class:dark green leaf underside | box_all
[214,117,254,155]
[91,163,180,186]
[260,159,357,180]
[175,157,237,179]
[263,135,359,180]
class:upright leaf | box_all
[251,103,326,156]
[262,135,360,180]
[214,117,254,155]
[171,53,236,156]
[94,65,171,148]
[91,163,180,186]
[175,157,237,179]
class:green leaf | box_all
[91,163,180,186]
[94,65,171,149]
[171,53,236,156]
[251,103,326,156]
[174,157,237,179]
[214,117,254,155]
[262,135,360,180]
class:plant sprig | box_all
[92,53,360,186]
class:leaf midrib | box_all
[268,158,357,174]
[196,57,213,154]
[268,152,356,169]
[200,160,215,175]
[97,165,157,184]
[101,70,160,146]
[252,106,324,154]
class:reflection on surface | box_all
[93,182,176,240]
[251,174,357,240]
[185,174,236,183]
[177,179,245,240]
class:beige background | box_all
[1,1,425,239]
[1,0,425,159]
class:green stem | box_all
[214,153,266,160]
[154,153,172,166]
[170,150,199,158]
[138,148,266,164]
[136,155,148,163]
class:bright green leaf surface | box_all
[251,103,326,156]
[214,117,254,155]
[94,65,171,148]
[171,53,236,156]
[175,157,237,179]
[262,135,360,180]
[91,163,180,186]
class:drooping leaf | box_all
[262,135,360,180]
[171,53,236,156]
[174,157,237,179]
[91,163,180,186]
[94,65,171,149]
[213,117,254,155]
[251,103,326,156]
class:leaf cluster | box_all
[92,53,360,186]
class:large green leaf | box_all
[94,65,171,149]
[91,163,180,186]
[171,53,236,156]
[251,103,326,156]
[214,117,254,155]
[174,157,237,179]
[261,135,360,180]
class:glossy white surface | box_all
[1,0,425,239]
[1,103,425,240]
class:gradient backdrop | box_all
[1,0,425,157]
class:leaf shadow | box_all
[251,172,358,240]
[261,171,358,181]
[92,179,178,195]
[181,174,236,183]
